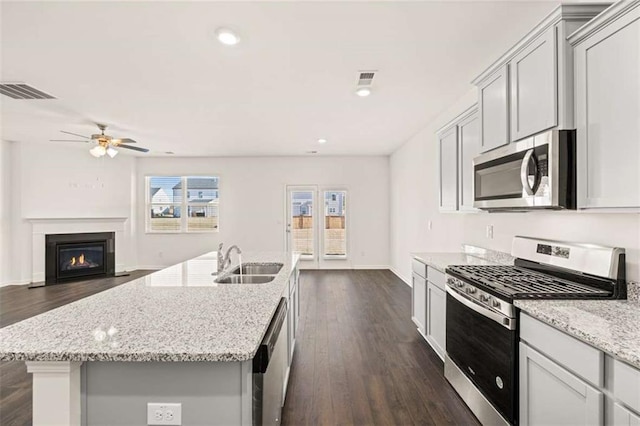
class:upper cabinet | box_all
[478,65,509,152]
[509,26,557,141]
[438,105,479,213]
[570,1,640,209]
[472,4,609,152]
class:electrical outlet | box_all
[147,403,182,425]
[486,225,494,240]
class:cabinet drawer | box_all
[520,313,603,387]
[427,266,446,291]
[614,402,640,426]
[412,259,427,278]
[614,359,640,413]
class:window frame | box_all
[145,175,220,234]
[322,189,348,260]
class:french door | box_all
[285,185,347,269]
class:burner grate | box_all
[447,265,611,298]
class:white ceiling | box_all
[1,1,562,156]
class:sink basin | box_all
[230,263,283,275]
[214,275,275,284]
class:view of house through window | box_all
[147,176,219,232]
[290,190,314,257]
[324,191,347,257]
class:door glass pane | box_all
[324,191,346,257]
[290,191,314,257]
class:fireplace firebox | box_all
[45,232,115,284]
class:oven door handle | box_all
[446,286,516,330]
[520,149,540,196]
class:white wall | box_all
[136,156,389,269]
[6,142,137,284]
[0,140,12,284]
[390,88,640,284]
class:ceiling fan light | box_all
[106,147,119,158]
[89,146,103,157]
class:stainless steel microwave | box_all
[473,129,576,211]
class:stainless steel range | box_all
[444,236,626,426]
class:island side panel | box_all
[84,361,246,425]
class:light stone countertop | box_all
[411,246,514,273]
[0,251,299,362]
[516,286,640,369]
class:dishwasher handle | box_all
[253,297,288,373]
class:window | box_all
[324,190,346,258]
[146,176,219,233]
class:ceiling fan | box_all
[51,123,150,157]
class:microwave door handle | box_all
[520,149,538,196]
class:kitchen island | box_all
[0,251,300,425]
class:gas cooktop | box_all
[446,264,612,300]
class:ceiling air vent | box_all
[357,71,376,87]
[0,83,56,99]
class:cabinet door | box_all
[614,403,640,426]
[457,110,480,211]
[439,125,458,211]
[426,282,446,360]
[574,7,640,208]
[510,26,557,141]
[519,343,604,426]
[479,64,510,152]
[411,273,426,334]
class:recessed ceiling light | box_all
[355,87,372,97]
[215,28,240,46]
[318,138,327,144]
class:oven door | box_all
[445,287,518,424]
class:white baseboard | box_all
[352,265,390,270]
[390,267,411,287]
[134,265,164,271]
[0,279,32,287]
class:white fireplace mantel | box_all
[28,217,129,283]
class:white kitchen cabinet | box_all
[472,4,607,149]
[438,105,479,213]
[411,272,427,334]
[570,1,640,209]
[438,125,458,212]
[614,403,640,426]
[425,281,446,360]
[478,65,510,152]
[457,109,480,211]
[519,342,604,426]
[509,26,557,141]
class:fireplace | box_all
[45,232,115,284]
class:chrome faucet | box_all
[217,243,242,274]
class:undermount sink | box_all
[214,275,275,284]
[230,263,283,275]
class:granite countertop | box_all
[516,284,640,369]
[0,251,300,362]
[412,246,514,273]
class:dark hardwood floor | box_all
[0,269,478,426]
[281,270,479,426]
[0,271,154,426]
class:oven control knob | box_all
[456,281,464,288]
[496,376,504,389]
[492,299,501,309]
[466,287,477,295]
[479,294,490,303]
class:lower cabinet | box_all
[614,403,640,426]
[284,267,299,403]
[412,272,427,334]
[426,281,446,359]
[519,342,603,426]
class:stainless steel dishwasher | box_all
[253,297,288,426]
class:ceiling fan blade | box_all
[118,144,149,153]
[50,139,90,143]
[112,138,137,144]
[60,130,90,139]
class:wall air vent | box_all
[0,83,56,99]
[357,71,376,87]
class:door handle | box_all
[520,149,539,196]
